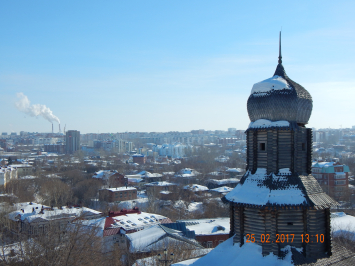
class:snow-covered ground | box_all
[133,249,212,266]
[331,212,355,241]
[188,202,204,213]
[174,236,294,266]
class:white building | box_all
[0,166,18,187]
[153,143,192,158]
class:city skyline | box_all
[1,1,355,133]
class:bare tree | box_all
[0,220,104,266]
[39,179,73,207]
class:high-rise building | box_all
[66,130,80,154]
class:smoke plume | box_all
[15,93,60,124]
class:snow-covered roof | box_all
[138,171,163,178]
[80,216,107,235]
[105,187,136,192]
[312,161,335,168]
[183,184,209,192]
[9,164,32,168]
[0,166,17,173]
[127,224,169,252]
[111,211,171,231]
[177,218,230,236]
[208,178,239,185]
[20,175,37,179]
[311,162,349,173]
[226,168,243,173]
[248,119,290,129]
[163,172,175,175]
[225,168,306,206]
[125,174,141,179]
[208,171,224,176]
[146,181,176,187]
[224,168,338,209]
[8,203,102,222]
[92,170,118,180]
[127,177,144,183]
[127,224,202,253]
[251,75,291,95]
[160,190,172,194]
[175,168,200,177]
[210,186,233,193]
[132,154,144,157]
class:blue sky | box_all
[1,1,355,133]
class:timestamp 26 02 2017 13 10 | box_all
[245,234,325,243]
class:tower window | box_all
[259,143,266,151]
[287,222,293,226]
[302,143,306,151]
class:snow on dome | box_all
[251,75,291,95]
[248,119,290,129]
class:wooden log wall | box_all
[263,209,278,255]
[305,209,327,258]
[232,206,244,246]
[245,127,311,175]
[246,131,258,173]
[229,205,234,237]
[266,130,278,174]
[294,128,308,175]
[325,208,332,256]
[231,207,331,258]
[277,210,304,248]
[257,132,267,168]
[277,131,292,169]
[252,131,257,173]
[244,208,265,246]
[306,128,313,174]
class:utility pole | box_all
[158,249,174,266]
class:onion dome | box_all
[247,33,312,126]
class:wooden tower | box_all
[223,33,338,259]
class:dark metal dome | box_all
[247,34,312,125]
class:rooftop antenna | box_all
[278,30,282,64]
